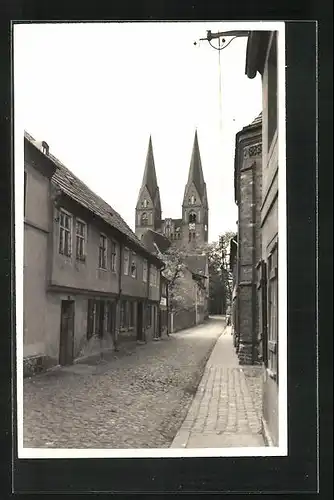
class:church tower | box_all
[135,136,162,240]
[181,130,209,248]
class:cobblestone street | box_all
[23,317,224,449]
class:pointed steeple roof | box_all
[137,136,161,214]
[186,130,206,202]
[140,136,158,200]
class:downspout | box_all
[159,262,166,337]
[114,241,123,351]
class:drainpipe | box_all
[114,241,123,351]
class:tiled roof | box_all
[142,229,171,255]
[184,254,208,277]
[24,131,162,260]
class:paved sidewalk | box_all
[170,326,265,448]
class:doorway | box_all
[59,300,75,366]
[136,301,143,341]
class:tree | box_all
[207,231,235,315]
[160,244,209,312]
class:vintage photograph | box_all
[14,21,286,457]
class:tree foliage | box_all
[160,244,208,312]
[207,231,235,315]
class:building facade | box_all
[23,132,165,376]
[232,113,263,365]
[245,30,279,445]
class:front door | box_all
[136,302,143,341]
[59,300,75,366]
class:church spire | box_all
[140,135,158,201]
[185,130,206,205]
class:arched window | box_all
[189,212,197,223]
[141,212,148,225]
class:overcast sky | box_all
[15,22,263,243]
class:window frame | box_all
[75,218,87,262]
[98,233,108,270]
[267,241,278,381]
[123,247,130,275]
[59,208,73,257]
[143,259,148,282]
[141,212,148,226]
[110,239,117,272]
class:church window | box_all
[142,199,149,208]
[189,212,197,223]
[192,232,196,240]
[141,212,148,225]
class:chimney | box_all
[41,141,49,155]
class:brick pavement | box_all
[23,317,224,449]
[170,326,265,448]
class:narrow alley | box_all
[23,317,264,450]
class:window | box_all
[75,220,86,261]
[131,252,137,278]
[147,304,152,327]
[143,259,148,282]
[120,300,126,328]
[141,199,149,208]
[190,195,196,205]
[59,210,72,257]
[141,212,148,226]
[256,260,268,365]
[150,266,157,286]
[189,212,197,223]
[267,243,278,380]
[98,234,107,269]
[24,171,27,217]
[87,299,105,339]
[110,240,117,271]
[123,248,130,275]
